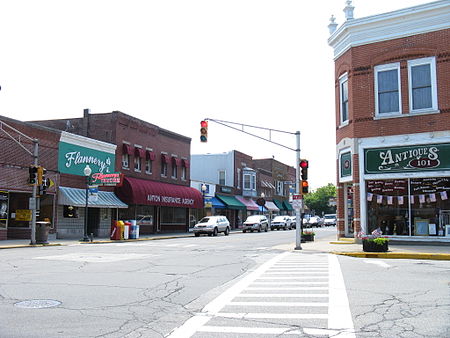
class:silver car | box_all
[193,216,230,237]
[270,215,290,231]
[242,215,269,233]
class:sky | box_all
[0,0,433,190]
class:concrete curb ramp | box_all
[332,251,450,260]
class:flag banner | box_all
[398,196,404,205]
[429,193,436,202]
[440,191,448,200]
[419,194,425,203]
[410,195,415,204]
[377,195,383,204]
[367,193,373,201]
[387,196,393,205]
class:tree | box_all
[303,183,336,215]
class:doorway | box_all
[87,208,100,237]
[344,184,354,237]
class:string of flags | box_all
[367,191,448,204]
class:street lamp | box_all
[260,192,265,215]
[81,164,92,242]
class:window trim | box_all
[339,73,349,126]
[218,170,226,186]
[374,62,402,117]
[407,57,438,114]
[243,173,251,190]
[122,153,130,169]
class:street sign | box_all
[293,194,302,200]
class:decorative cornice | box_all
[328,1,450,60]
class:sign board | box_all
[365,143,450,174]
[15,209,32,222]
[0,191,8,228]
[29,197,36,210]
[292,199,303,210]
[293,194,302,200]
[256,198,266,206]
[90,173,123,186]
[340,151,352,177]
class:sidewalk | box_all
[0,231,449,260]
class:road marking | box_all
[229,301,328,307]
[247,286,328,290]
[250,281,328,285]
[33,253,158,263]
[328,254,356,338]
[265,271,328,274]
[237,293,329,298]
[216,312,328,319]
[363,259,391,268]
[197,326,302,334]
[257,276,328,279]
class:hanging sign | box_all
[365,143,450,174]
[90,173,123,186]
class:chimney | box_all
[328,15,338,34]
[343,0,355,20]
[83,108,90,137]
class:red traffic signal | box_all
[300,159,308,180]
[200,120,208,142]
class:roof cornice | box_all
[328,0,450,60]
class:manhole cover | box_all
[14,299,61,309]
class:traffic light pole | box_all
[295,131,302,250]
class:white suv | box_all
[242,215,269,233]
[270,216,290,231]
[193,216,231,237]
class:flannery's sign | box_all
[147,194,195,206]
[365,143,450,174]
[58,137,116,176]
[91,173,123,186]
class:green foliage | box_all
[303,183,336,215]
[373,237,389,245]
[302,231,315,236]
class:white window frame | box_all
[134,155,141,172]
[181,166,186,180]
[237,168,241,189]
[339,73,349,126]
[251,174,256,190]
[171,161,177,179]
[276,181,284,195]
[161,162,167,177]
[145,158,152,174]
[122,153,129,169]
[374,62,402,117]
[408,57,438,114]
[243,174,251,190]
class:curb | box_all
[332,251,450,260]
[0,243,62,250]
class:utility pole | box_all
[0,119,39,244]
[202,118,303,249]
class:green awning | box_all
[216,195,246,210]
[272,199,285,211]
[283,200,294,211]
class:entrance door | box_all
[344,184,354,237]
[87,208,100,237]
[156,206,161,232]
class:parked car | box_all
[193,216,230,237]
[307,216,321,227]
[288,216,297,229]
[242,215,269,233]
[323,214,337,226]
[270,215,290,231]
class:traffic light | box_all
[28,166,38,185]
[200,120,208,142]
[300,159,309,194]
[37,166,44,185]
[301,180,309,194]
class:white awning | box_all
[264,201,280,212]
[58,187,128,208]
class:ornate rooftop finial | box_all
[343,0,355,20]
[328,15,338,34]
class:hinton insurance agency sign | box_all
[58,132,116,176]
[365,143,450,174]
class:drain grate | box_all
[14,299,61,309]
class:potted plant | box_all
[357,229,389,252]
[302,231,315,241]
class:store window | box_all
[366,177,450,237]
[161,207,186,225]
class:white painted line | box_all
[198,326,302,335]
[216,312,328,319]
[229,301,328,307]
[166,315,211,338]
[363,259,391,268]
[247,287,328,290]
[237,293,329,298]
[251,281,328,285]
[257,276,328,280]
[328,255,356,338]
[265,271,328,274]
[304,328,342,336]
[255,247,269,250]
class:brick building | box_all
[328,1,450,242]
[33,110,202,234]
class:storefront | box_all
[236,196,260,220]
[115,176,203,233]
[360,140,450,241]
[215,194,246,229]
[57,186,127,238]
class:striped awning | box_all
[58,187,128,208]
[264,201,280,212]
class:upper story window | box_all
[181,166,186,180]
[408,57,438,113]
[374,62,401,116]
[145,159,152,174]
[243,174,251,190]
[134,156,141,172]
[172,160,178,179]
[339,73,349,125]
[218,170,226,186]
[122,153,129,169]
[237,168,241,188]
[276,181,284,195]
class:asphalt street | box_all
[0,228,449,338]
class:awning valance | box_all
[235,196,260,211]
[182,159,190,168]
[115,176,203,208]
[283,200,294,211]
[146,150,156,161]
[122,144,132,155]
[205,196,226,209]
[135,147,145,158]
[264,201,280,212]
[58,187,128,208]
[215,195,246,210]
[161,154,170,164]
[273,199,285,211]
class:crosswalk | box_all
[168,252,355,337]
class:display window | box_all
[366,177,450,237]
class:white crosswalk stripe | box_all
[167,252,355,338]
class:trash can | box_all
[123,221,130,240]
[129,220,139,239]
[36,221,51,244]
[110,221,122,240]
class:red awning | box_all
[115,176,203,208]
[161,154,170,164]
[122,144,132,155]
[235,196,260,211]
[182,159,190,168]
[172,157,182,166]
[134,147,145,158]
[146,150,156,161]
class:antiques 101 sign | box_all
[365,143,450,174]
